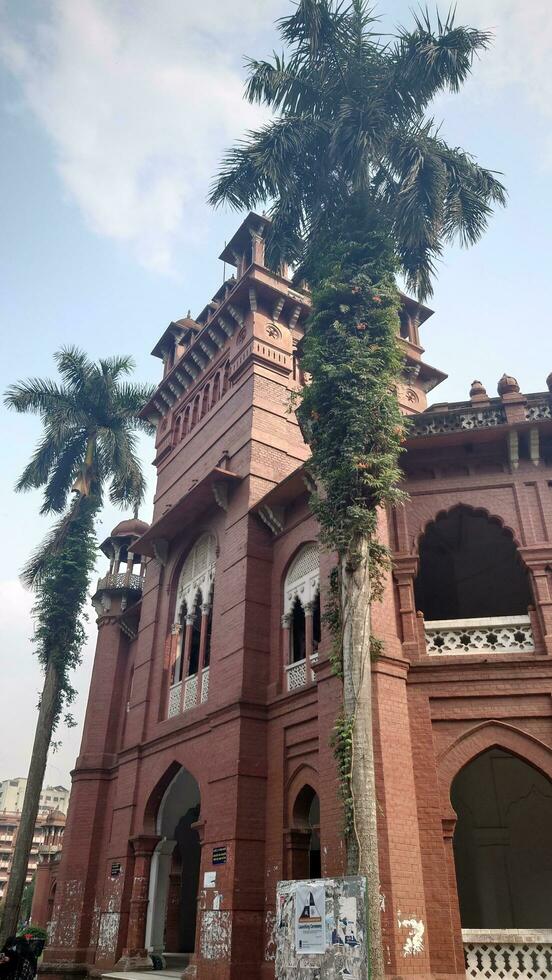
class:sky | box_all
[0,0,551,788]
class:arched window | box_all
[174,415,183,445]
[291,785,321,879]
[191,395,200,430]
[452,748,552,929]
[201,385,210,418]
[168,535,217,716]
[222,361,230,394]
[415,507,532,621]
[176,534,217,624]
[182,406,190,439]
[211,373,221,407]
[283,544,320,689]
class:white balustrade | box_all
[201,666,209,703]
[168,682,182,718]
[97,572,143,591]
[463,929,552,979]
[286,653,319,691]
[183,674,198,710]
[425,616,535,655]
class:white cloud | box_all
[0,0,282,274]
[454,0,552,117]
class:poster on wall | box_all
[330,896,360,948]
[295,883,326,954]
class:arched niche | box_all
[415,505,532,621]
[451,747,552,929]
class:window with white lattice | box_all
[282,543,320,691]
[167,534,216,717]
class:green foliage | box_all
[331,713,355,838]
[210,0,506,300]
[31,496,99,728]
[297,202,406,561]
[4,347,155,516]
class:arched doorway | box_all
[451,748,552,928]
[415,506,532,621]
[290,786,321,879]
[145,768,201,958]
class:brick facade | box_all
[42,215,552,980]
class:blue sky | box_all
[0,0,551,785]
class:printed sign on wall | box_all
[294,882,326,954]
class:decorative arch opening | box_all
[283,544,320,690]
[415,506,531,620]
[145,766,201,958]
[211,373,221,407]
[168,535,217,716]
[201,385,210,419]
[289,785,321,879]
[451,747,552,929]
[415,506,534,655]
[183,406,190,439]
[222,361,230,395]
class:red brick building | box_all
[43,214,552,980]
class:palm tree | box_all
[210,3,505,976]
[0,347,154,943]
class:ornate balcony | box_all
[167,667,209,718]
[425,616,535,655]
[285,652,318,692]
[463,929,552,979]
[96,572,143,592]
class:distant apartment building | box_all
[0,779,69,908]
[0,779,70,816]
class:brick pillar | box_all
[371,509,432,976]
[283,829,310,879]
[520,550,552,653]
[116,835,160,970]
[393,555,421,660]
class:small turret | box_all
[92,518,150,616]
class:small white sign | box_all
[203,871,216,888]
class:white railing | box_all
[201,666,209,703]
[463,929,552,979]
[285,652,319,692]
[425,616,535,655]
[168,668,210,718]
[183,674,198,710]
[168,682,182,718]
[96,572,143,591]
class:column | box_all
[281,614,291,693]
[120,835,161,966]
[304,601,314,680]
[392,555,422,659]
[145,839,177,958]
[179,612,195,711]
[196,602,211,704]
[519,551,552,654]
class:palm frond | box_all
[20,496,92,588]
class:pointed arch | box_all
[175,533,217,619]
[437,720,552,819]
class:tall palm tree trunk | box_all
[342,533,384,980]
[0,661,60,944]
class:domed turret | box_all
[93,516,150,617]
